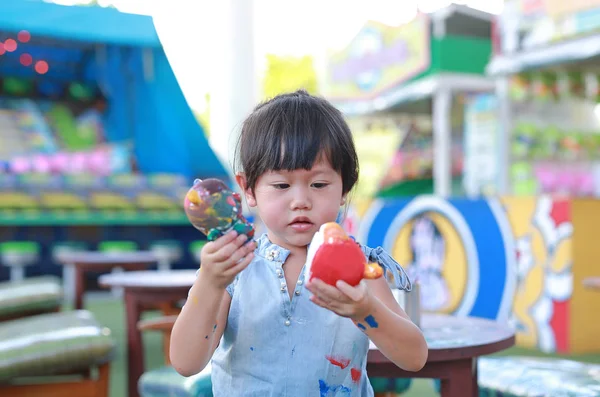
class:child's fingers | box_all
[309,295,330,309]
[226,240,257,267]
[203,231,238,254]
[307,278,347,302]
[213,234,248,262]
[224,252,254,277]
[336,280,367,302]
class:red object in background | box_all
[491,18,501,55]
[20,53,32,67]
[18,30,31,43]
[35,60,49,74]
[0,43,5,56]
[4,39,17,52]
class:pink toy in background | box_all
[535,165,557,193]
[10,157,31,174]
[183,178,255,241]
[32,154,51,173]
[70,152,87,174]
[50,152,70,173]
[87,148,111,175]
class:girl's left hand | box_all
[305,278,374,320]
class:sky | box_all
[48,0,504,111]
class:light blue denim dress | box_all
[211,234,411,396]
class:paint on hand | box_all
[204,335,208,339]
[318,380,351,396]
[356,323,366,331]
[191,295,199,305]
[212,324,217,332]
[364,315,378,328]
[350,368,361,383]
[325,355,351,369]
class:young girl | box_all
[170,90,428,396]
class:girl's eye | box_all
[273,184,290,190]
[312,183,328,189]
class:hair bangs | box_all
[235,90,359,194]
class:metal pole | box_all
[496,77,511,194]
[433,89,452,196]
[209,0,256,171]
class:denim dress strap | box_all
[360,244,412,291]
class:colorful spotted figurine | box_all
[183,178,255,241]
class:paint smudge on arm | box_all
[325,355,351,369]
[364,315,378,328]
[356,323,366,331]
[212,324,217,332]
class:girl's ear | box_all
[235,173,257,207]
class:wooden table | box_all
[99,269,197,397]
[367,314,515,397]
[57,251,159,310]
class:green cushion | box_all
[139,364,213,397]
[150,240,183,258]
[370,377,412,393]
[151,240,182,249]
[0,310,116,381]
[190,240,207,257]
[0,241,39,255]
[0,276,62,317]
[98,241,138,253]
[478,356,600,397]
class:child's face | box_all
[239,156,345,251]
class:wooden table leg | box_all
[124,289,144,397]
[74,264,86,310]
[440,358,478,397]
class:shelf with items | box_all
[322,4,496,198]
[482,0,600,197]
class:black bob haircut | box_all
[234,90,359,195]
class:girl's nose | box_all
[290,188,311,210]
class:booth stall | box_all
[330,2,600,354]
[324,4,495,199]
[0,1,227,279]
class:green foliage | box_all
[262,54,318,99]
[195,93,211,138]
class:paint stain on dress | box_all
[325,355,351,369]
[350,368,361,383]
[250,347,254,351]
[319,380,351,396]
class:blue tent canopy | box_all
[0,0,229,180]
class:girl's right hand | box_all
[199,231,256,289]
